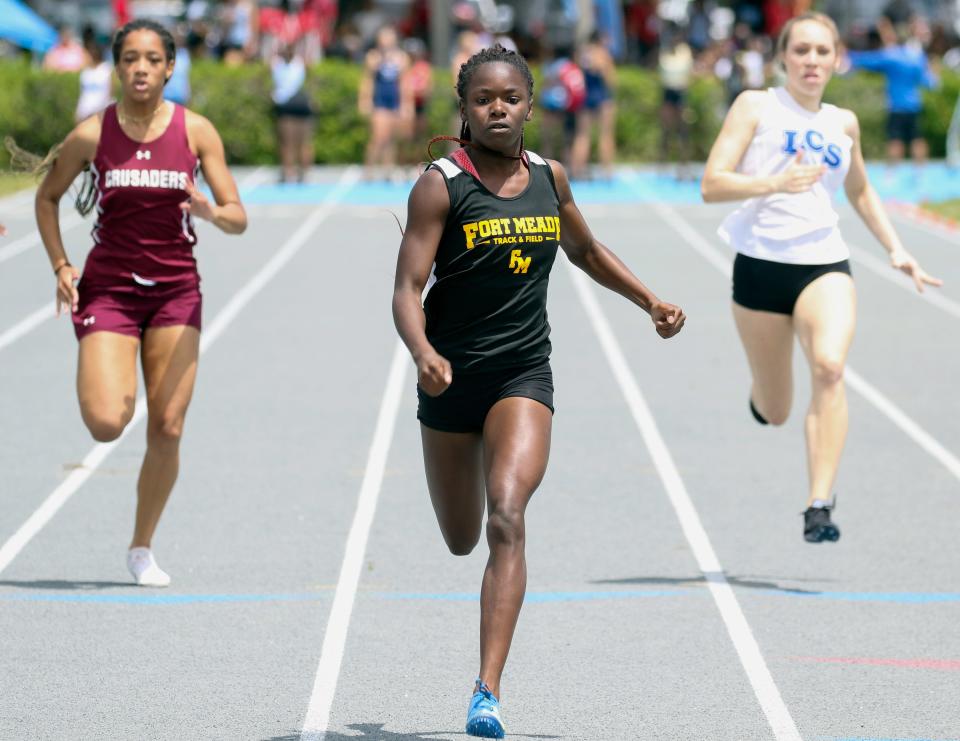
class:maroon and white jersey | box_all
[83,103,200,288]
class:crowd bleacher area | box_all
[12,1,960,69]
[3,0,960,168]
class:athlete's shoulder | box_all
[184,107,223,153]
[184,107,216,136]
[832,106,860,139]
[731,88,770,117]
[418,163,449,187]
[524,150,551,168]
[428,155,465,180]
[539,155,563,178]
[718,89,769,138]
[73,109,104,140]
[538,155,571,201]
[411,165,449,200]
[408,165,450,219]
[65,109,103,160]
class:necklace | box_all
[118,100,166,125]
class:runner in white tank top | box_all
[719,85,852,264]
[701,13,941,544]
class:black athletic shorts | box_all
[417,359,554,434]
[887,111,919,144]
[732,253,852,315]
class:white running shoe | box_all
[126,547,171,587]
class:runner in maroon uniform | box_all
[35,19,247,586]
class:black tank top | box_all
[424,148,561,372]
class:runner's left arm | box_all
[185,112,248,234]
[550,159,685,339]
[841,109,941,292]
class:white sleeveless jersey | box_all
[718,87,853,264]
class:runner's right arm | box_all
[392,167,452,396]
[701,90,825,201]
[35,116,100,315]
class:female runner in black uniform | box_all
[392,45,685,738]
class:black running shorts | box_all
[732,253,852,315]
[417,360,554,434]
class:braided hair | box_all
[427,44,534,160]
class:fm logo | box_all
[783,130,842,168]
[509,250,531,274]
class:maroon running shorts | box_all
[72,280,202,340]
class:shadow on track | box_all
[591,574,837,595]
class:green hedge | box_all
[2,58,957,166]
[0,60,82,169]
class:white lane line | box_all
[843,367,960,480]
[847,242,960,321]
[299,339,408,741]
[565,258,803,741]
[0,187,38,213]
[0,302,56,352]
[652,201,960,485]
[0,212,85,265]
[200,166,360,352]
[235,165,272,191]
[0,166,362,577]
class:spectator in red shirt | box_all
[763,0,795,39]
[302,0,338,62]
[626,0,658,64]
[113,0,130,28]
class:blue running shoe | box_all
[465,679,505,738]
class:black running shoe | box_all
[803,506,840,543]
[749,398,768,425]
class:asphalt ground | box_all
[1,166,958,741]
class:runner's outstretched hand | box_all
[417,350,453,397]
[651,301,685,339]
[889,248,943,292]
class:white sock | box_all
[811,498,831,509]
[126,547,171,588]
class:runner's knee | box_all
[753,392,790,426]
[444,530,481,556]
[83,411,129,443]
[486,504,525,548]
[146,411,185,448]
[811,356,845,388]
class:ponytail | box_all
[5,137,97,216]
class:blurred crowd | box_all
[19,0,960,178]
